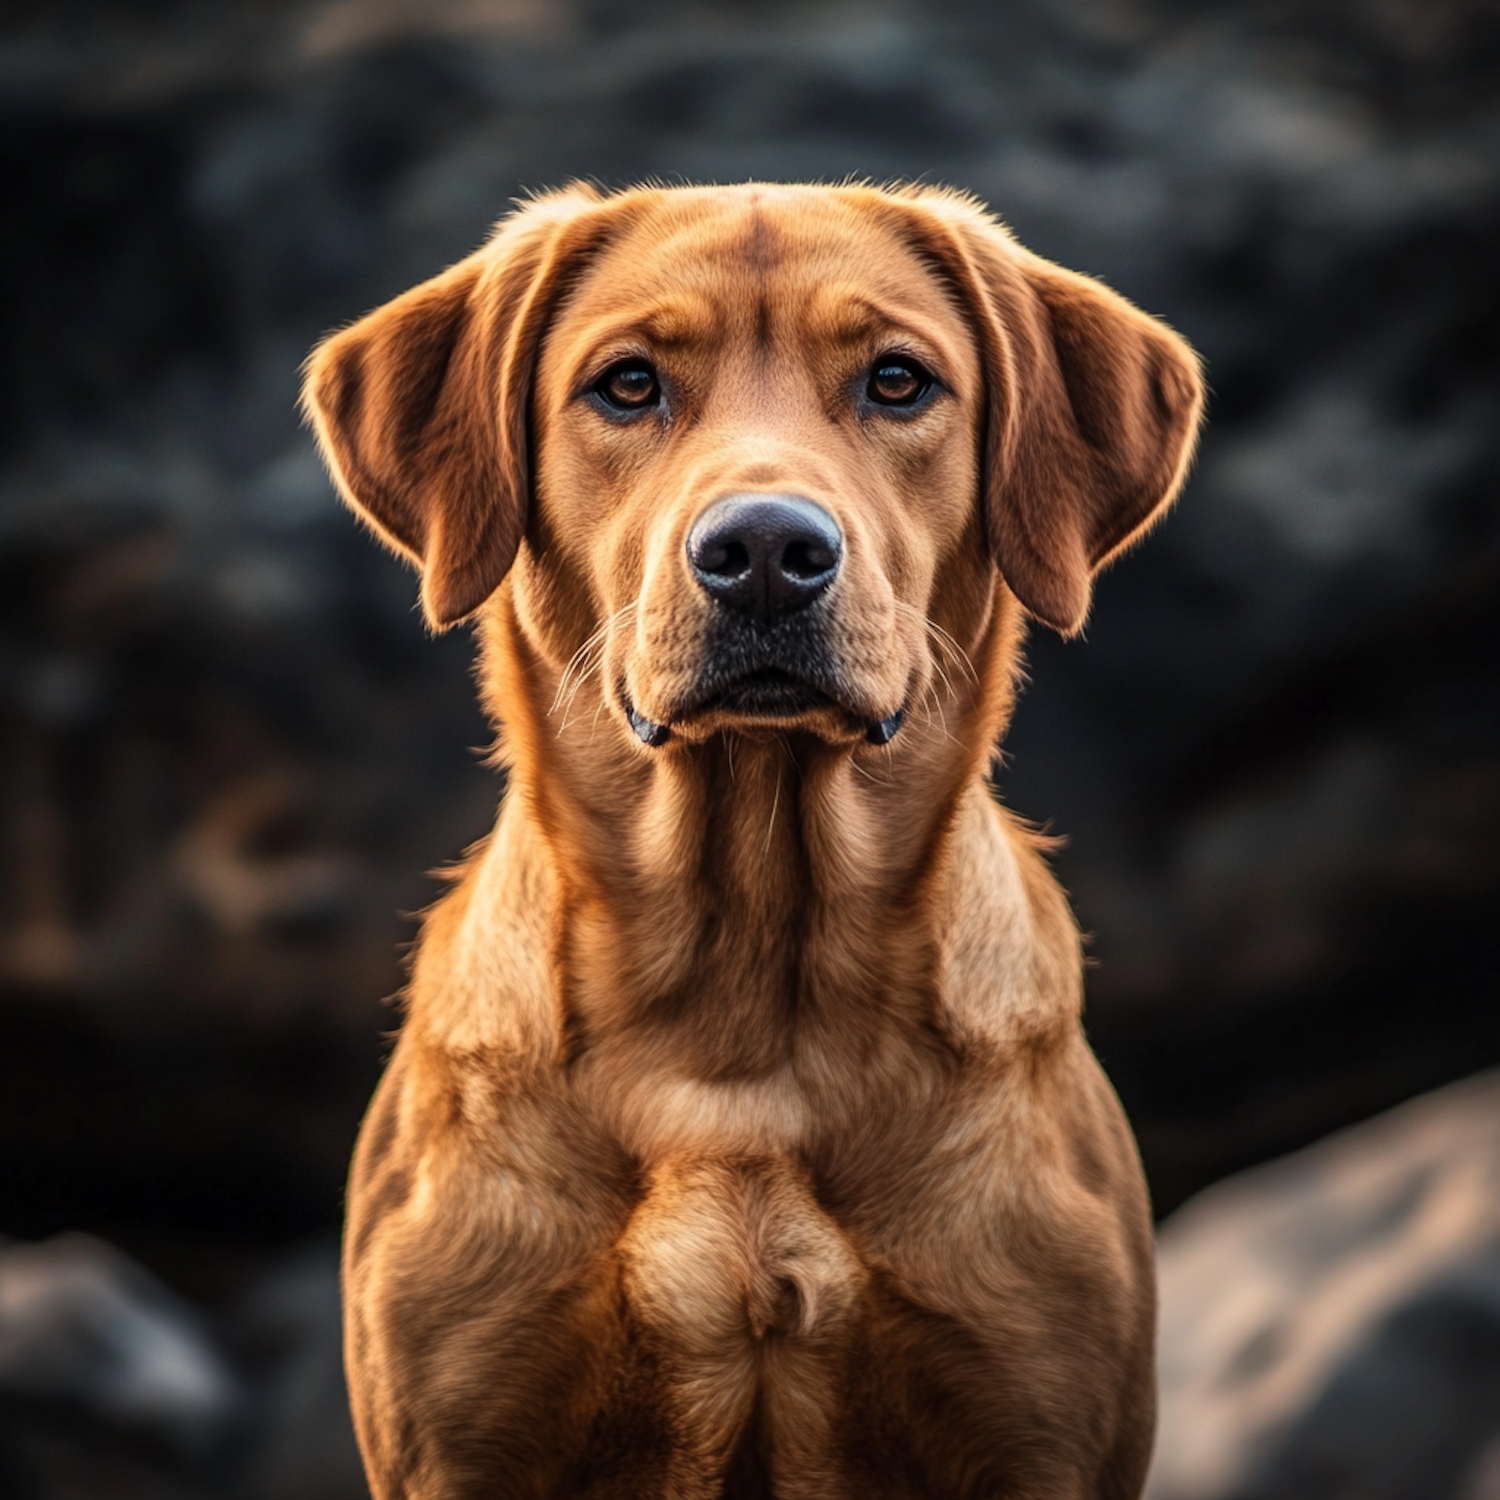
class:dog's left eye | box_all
[866,358,932,407]
[595,360,661,411]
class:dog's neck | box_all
[553,728,959,1079]
[439,589,1067,1094]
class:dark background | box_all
[0,0,1496,1487]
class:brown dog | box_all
[304,182,1202,1500]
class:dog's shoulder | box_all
[939,786,1083,1053]
[407,796,561,1060]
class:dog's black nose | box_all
[687,494,843,627]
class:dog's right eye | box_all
[866,357,932,407]
[594,360,661,412]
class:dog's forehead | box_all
[558,187,961,344]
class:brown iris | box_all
[866,357,931,406]
[596,359,660,410]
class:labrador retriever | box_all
[304,181,1203,1500]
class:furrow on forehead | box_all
[593,186,929,312]
[533,188,980,395]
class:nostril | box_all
[699,538,752,579]
[781,538,836,581]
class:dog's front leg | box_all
[341,1043,643,1499]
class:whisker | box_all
[763,763,782,855]
[557,653,609,735]
[919,674,959,748]
[550,630,608,716]
[888,598,973,750]
[550,604,637,717]
[551,604,637,736]
[918,606,978,684]
[558,647,607,727]
[928,648,956,704]
[556,659,601,734]
[930,686,955,745]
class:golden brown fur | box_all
[303,182,1203,1499]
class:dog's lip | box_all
[663,661,869,730]
[625,666,907,747]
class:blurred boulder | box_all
[0,1231,366,1499]
[0,1233,246,1492]
[1150,1068,1500,1500]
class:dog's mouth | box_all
[623,668,905,749]
[620,613,907,749]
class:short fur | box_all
[304,181,1203,1500]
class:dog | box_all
[304,181,1203,1500]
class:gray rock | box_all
[1150,1069,1500,1500]
[0,1233,245,1462]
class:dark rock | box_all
[0,1231,368,1499]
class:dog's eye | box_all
[595,360,660,411]
[866,358,931,407]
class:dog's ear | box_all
[901,194,1204,636]
[303,186,606,630]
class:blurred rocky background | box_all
[0,0,1495,1494]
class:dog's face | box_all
[521,187,988,749]
[305,183,1202,756]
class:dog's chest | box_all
[613,1147,869,1487]
[571,1054,891,1440]
[622,1152,864,1345]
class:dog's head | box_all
[305,183,1201,754]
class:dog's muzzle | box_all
[623,493,904,747]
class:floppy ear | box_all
[904,195,1204,636]
[302,186,605,630]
